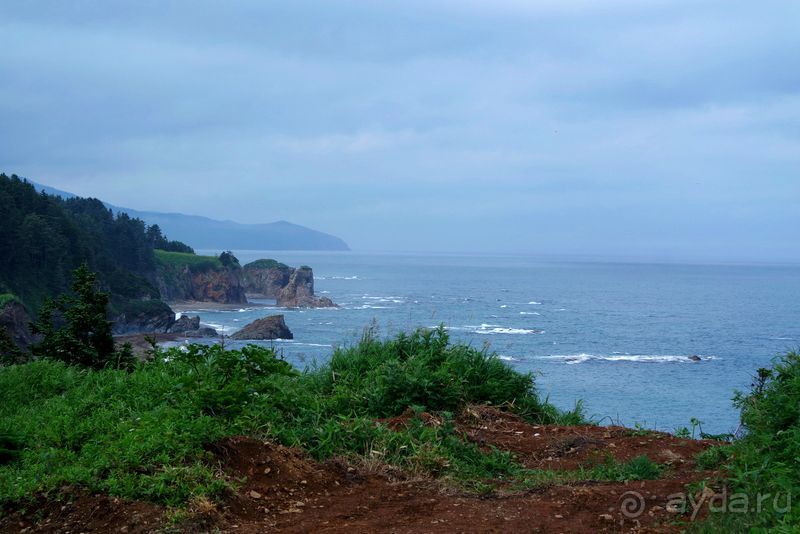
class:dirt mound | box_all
[0,490,163,533]
[1,411,725,533]
[457,405,718,475]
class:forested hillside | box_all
[0,173,187,318]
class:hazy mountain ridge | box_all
[31,181,350,251]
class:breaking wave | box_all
[540,353,717,365]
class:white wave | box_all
[271,340,333,347]
[540,353,716,365]
[320,290,330,294]
[437,324,541,335]
[363,296,405,303]
[528,301,541,305]
[520,311,540,315]
[500,304,508,308]
[351,305,392,310]
[498,355,521,362]
[202,322,235,333]
[461,324,543,335]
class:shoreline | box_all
[168,300,275,313]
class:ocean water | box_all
[179,251,800,435]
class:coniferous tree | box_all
[31,264,131,370]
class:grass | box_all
[154,250,222,272]
[243,259,289,270]
[13,325,797,530]
[511,454,665,490]
[0,327,591,510]
[0,294,18,309]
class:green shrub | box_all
[695,351,800,530]
[0,328,582,508]
[244,259,290,270]
[313,326,577,423]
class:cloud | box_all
[0,0,798,260]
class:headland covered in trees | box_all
[0,173,335,350]
[0,172,798,531]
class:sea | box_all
[176,251,800,435]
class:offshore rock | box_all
[231,315,293,340]
[169,315,201,333]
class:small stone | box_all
[249,490,263,499]
[599,514,613,521]
[554,514,563,519]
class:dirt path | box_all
[0,407,722,533]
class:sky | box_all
[2,1,799,261]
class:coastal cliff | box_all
[243,261,336,308]
[152,251,335,308]
[154,251,247,304]
[110,299,176,335]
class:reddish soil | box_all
[0,406,724,533]
[0,492,163,533]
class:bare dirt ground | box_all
[0,406,723,533]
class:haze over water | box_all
[177,251,800,435]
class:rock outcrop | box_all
[168,315,218,337]
[0,300,33,349]
[276,267,336,308]
[156,256,334,308]
[243,262,336,308]
[169,315,200,333]
[231,315,293,340]
[242,260,293,298]
[111,299,176,335]
[157,266,247,304]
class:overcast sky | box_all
[2,1,798,261]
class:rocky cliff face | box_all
[241,263,293,298]
[0,300,33,349]
[157,265,247,304]
[276,267,335,308]
[110,299,176,335]
[243,263,336,308]
[156,258,334,308]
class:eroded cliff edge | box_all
[242,260,335,308]
[153,252,335,309]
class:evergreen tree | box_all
[31,264,131,370]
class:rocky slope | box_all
[110,299,176,335]
[0,300,33,349]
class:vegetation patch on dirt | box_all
[1,329,797,531]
